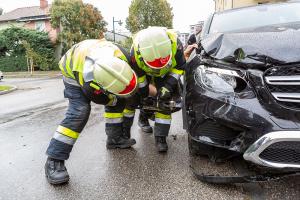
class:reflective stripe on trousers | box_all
[123,109,135,118]
[53,125,79,145]
[104,112,124,124]
[155,112,171,125]
[154,112,172,136]
[46,81,91,160]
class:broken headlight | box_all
[195,65,248,94]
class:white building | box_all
[214,0,287,12]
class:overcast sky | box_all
[0,0,215,33]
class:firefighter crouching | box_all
[45,39,138,185]
[125,27,186,153]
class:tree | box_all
[50,0,107,53]
[0,8,3,15]
[126,0,173,33]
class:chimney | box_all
[40,0,48,9]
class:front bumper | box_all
[244,131,300,169]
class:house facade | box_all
[214,0,287,12]
[0,0,58,42]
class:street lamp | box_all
[113,17,122,43]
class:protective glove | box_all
[126,93,141,109]
[158,86,172,101]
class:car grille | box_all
[259,141,300,164]
[264,65,300,109]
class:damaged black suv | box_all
[184,1,300,173]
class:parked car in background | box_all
[184,1,300,182]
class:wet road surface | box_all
[0,78,299,200]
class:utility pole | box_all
[112,17,122,43]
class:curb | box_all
[3,71,62,79]
[0,85,17,95]
[5,74,62,79]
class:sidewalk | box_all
[3,71,62,78]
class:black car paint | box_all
[184,52,300,153]
[183,1,300,161]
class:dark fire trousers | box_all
[126,76,172,137]
[46,81,125,160]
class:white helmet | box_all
[84,44,137,97]
[134,27,172,69]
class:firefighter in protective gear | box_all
[45,39,138,185]
[125,27,186,152]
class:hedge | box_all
[0,56,27,72]
[0,27,56,71]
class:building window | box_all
[35,21,45,32]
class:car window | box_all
[209,3,300,34]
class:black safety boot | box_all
[155,136,168,152]
[106,136,136,149]
[138,112,153,133]
[45,157,69,185]
[123,128,131,139]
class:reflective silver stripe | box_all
[83,57,95,82]
[169,72,181,80]
[139,80,148,88]
[124,113,135,118]
[53,131,76,145]
[155,118,171,125]
[63,76,80,87]
[105,118,123,123]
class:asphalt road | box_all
[0,78,299,200]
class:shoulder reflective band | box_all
[170,68,184,80]
[171,68,184,75]
[78,73,84,86]
[56,125,79,139]
[138,75,148,88]
[114,49,128,62]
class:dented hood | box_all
[201,28,300,65]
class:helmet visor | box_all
[145,54,171,69]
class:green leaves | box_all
[126,0,174,33]
[50,0,107,53]
[0,27,55,71]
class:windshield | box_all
[209,2,300,34]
